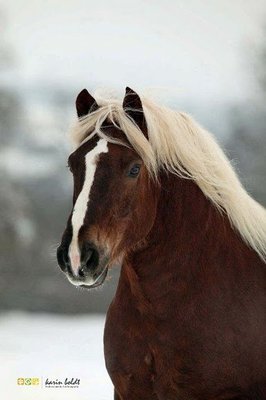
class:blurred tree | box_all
[228,103,266,205]
[255,25,266,97]
[0,10,15,71]
[0,7,22,146]
[227,27,266,206]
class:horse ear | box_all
[123,87,148,137]
[76,89,98,118]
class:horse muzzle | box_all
[56,241,109,289]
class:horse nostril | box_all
[57,245,69,272]
[83,249,93,265]
[80,245,99,274]
[78,266,85,278]
[78,250,95,278]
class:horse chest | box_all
[104,300,154,389]
[104,295,183,400]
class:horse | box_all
[57,87,266,400]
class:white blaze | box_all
[69,139,108,276]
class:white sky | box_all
[1,0,266,101]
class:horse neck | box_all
[121,171,258,305]
[130,171,238,268]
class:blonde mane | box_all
[70,92,266,262]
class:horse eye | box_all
[127,164,141,178]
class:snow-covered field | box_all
[0,312,113,399]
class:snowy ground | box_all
[0,312,113,399]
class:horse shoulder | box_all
[104,278,157,399]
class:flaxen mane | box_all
[70,92,266,262]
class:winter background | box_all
[0,0,266,399]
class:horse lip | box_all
[80,266,108,289]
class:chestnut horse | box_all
[57,87,266,400]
